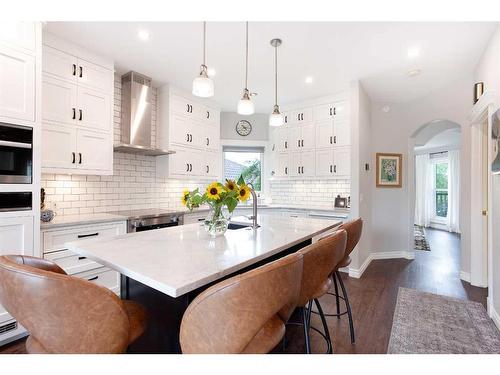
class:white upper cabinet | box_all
[77,86,111,132]
[0,22,36,53]
[290,122,315,151]
[315,120,334,149]
[313,103,335,121]
[276,153,290,177]
[292,107,312,124]
[156,85,221,179]
[282,111,291,125]
[273,126,290,152]
[41,35,113,175]
[290,151,315,177]
[333,146,351,177]
[333,119,351,146]
[315,149,334,176]
[0,45,35,124]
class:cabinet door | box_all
[77,58,113,92]
[333,147,351,177]
[205,107,218,125]
[313,103,334,122]
[315,149,334,176]
[301,151,315,177]
[315,120,334,149]
[0,21,36,52]
[0,46,35,123]
[0,215,33,324]
[76,129,111,171]
[289,126,302,151]
[172,95,195,117]
[203,152,220,177]
[301,123,315,150]
[289,152,301,177]
[42,76,77,126]
[282,111,292,125]
[276,153,290,177]
[170,114,192,146]
[203,125,219,151]
[274,127,289,152]
[333,101,348,120]
[42,45,77,83]
[333,119,351,146]
[293,107,312,123]
[188,122,204,148]
[77,86,111,132]
[168,148,191,176]
[42,123,77,169]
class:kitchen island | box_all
[65,214,342,353]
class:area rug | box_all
[387,288,500,353]
[414,225,430,251]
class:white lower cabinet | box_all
[42,221,126,296]
[0,216,34,326]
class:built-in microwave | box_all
[0,123,33,184]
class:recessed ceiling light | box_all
[407,46,420,59]
[381,105,391,113]
[207,67,216,77]
[305,76,313,84]
[407,69,422,77]
[138,30,150,41]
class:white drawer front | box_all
[75,267,120,295]
[42,222,125,253]
[44,249,100,275]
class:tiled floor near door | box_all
[0,229,488,354]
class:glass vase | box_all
[204,205,231,237]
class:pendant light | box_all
[192,22,214,98]
[269,38,284,127]
[237,22,255,115]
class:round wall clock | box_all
[236,120,252,137]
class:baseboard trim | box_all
[491,304,500,331]
[459,271,471,283]
[347,250,416,279]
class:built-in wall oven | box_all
[0,123,33,184]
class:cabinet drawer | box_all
[74,267,120,294]
[44,249,101,275]
[42,222,125,253]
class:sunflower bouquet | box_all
[182,176,251,236]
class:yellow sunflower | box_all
[225,179,237,192]
[181,190,190,206]
[238,184,251,202]
[206,182,222,200]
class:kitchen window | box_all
[223,146,263,192]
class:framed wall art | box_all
[376,153,402,188]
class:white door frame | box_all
[468,91,495,301]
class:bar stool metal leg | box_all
[314,299,333,354]
[336,270,355,344]
[332,272,341,319]
[302,307,311,354]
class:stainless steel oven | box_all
[0,123,33,184]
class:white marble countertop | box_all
[40,213,127,229]
[65,214,342,298]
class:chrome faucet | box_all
[247,183,259,229]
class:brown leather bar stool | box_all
[319,218,363,344]
[0,255,147,353]
[179,252,303,354]
[293,229,347,354]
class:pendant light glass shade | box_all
[269,104,284,127]
[237,22,255,115]
[269,38,283,127]
[192,65,214,97]
[193,22,214,98]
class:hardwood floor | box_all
[0,228,488,354]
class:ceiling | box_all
[45,22,497,113]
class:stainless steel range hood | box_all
[114,71,173,156]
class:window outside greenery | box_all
[435,162,448,218]
[224,151,262,192]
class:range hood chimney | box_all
[114,71,173,156]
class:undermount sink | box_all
[227,221,260,230]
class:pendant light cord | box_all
[274,44,278,106]
[203,21,206,67]
[245,21,249,90]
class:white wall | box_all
[220,112,269,141]
[369,78,473,272]
[474,26,500,321]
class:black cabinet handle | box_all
[79,66,83,78]
[297,114,300,121]
[285,141,287,149]
[301,166,304,174]
[334,165,337,173]
[87,276,98,281]
[334,107,336,116]
[330,136,333,144]
[207,111,210,119]
[186,163,190,172]
[186,133,189,142]
[186,104,190,113]
[78,256,87,260]
[301,140,304,147]
[285,167,288,175]
[72,108,76,120]
[284,115,287,123]
[329,107,332,116]
[334,136,337,144]
[72,152,76,164]
[298,140,300,147]
[298,166,300,174]
[206,165,209,173]
[79,109,82,121]
[330,165,333,173]
[77,232,99,238]
[190,134,193,142]
[72,64,76,76]
[206,137,209,146]
[78,153,82,164]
